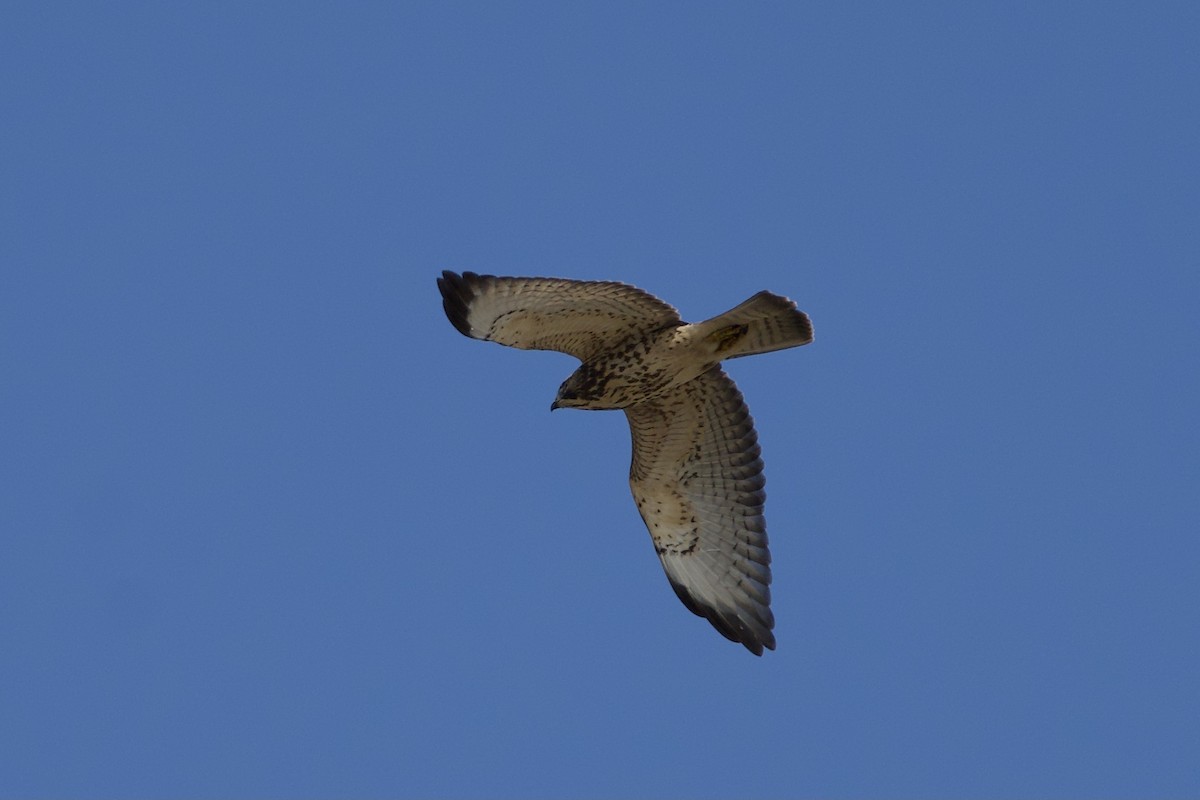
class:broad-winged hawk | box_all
[437,271,813,655]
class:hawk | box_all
[437,271,813,655]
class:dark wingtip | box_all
[668,577,775,656]
[796,309,814,346]
[436,270,478,338]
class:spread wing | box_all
[437,271,681,361]
[625,367,775,655]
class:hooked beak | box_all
[550,400,560,411]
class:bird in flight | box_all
[436,271,813,655]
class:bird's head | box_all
[551,376,587,411]
[551,366,606,411]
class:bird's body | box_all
[436,271,813,655]
[553,325,709,410]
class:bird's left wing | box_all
[625,367,775,655]
[437,271,681,362]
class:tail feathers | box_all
[696,291,813,360]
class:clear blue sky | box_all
[3,2,1197,797]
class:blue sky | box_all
[3,2,1197,797]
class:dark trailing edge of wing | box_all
[437,270,482,338]
[667,576,776,656]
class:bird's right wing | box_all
[437,271,681,362]
[625,367,775,655]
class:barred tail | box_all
[696,291,813,360]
